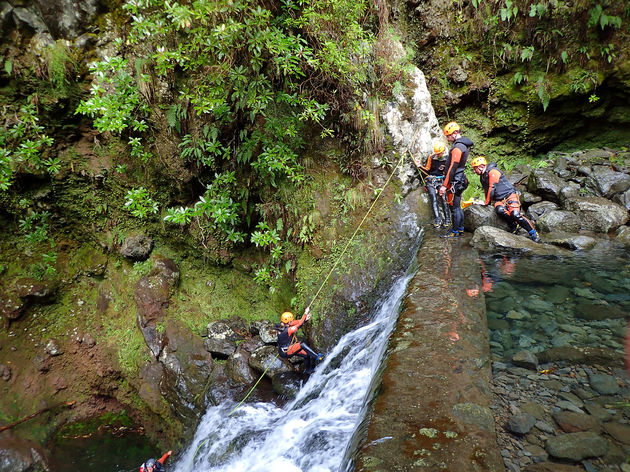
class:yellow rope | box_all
[188,152,408,467]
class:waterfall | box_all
[172,233,422,472]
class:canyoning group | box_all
[415,121,541,243]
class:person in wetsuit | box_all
[139,451,172,472]
[471,156,541,243]
[276,307,323,374]
[438,121,473,238]
[414,142,451,228]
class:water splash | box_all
[173,261,418,472]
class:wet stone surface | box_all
[483,249,630,471]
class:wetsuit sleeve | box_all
[485,169,501,204]
[287,316,306,336]
[158,452,170,465]
[418,154,432,174]
[443,148,462,187]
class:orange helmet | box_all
[433,142,446,155]
[280,312,294,323]
[471,156,488,168]
[443,122,460,136]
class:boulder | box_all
[521,192,542,204]
[615,225,630,246]
[0,432,50,472]
[544,231,598,251]
[559,181,581,202]
[536,210,580,233]
[14,278,55,301]
[545,432,608,461]
[249,345,292,378]
[160,320,214,422]
[537,346,623,366]
[589,165,630,198]
[0,2,13,37]
[225,346,257,384]
[257,320,279,344]
[602,423,630,445]
[0,364,11,381]
[613,188,630,210]
[120,234,154,261]
[12,7,47,33]
[204,321,239,358]
[34,0,102,39]
[464,204,509,232]
[44,339,63,356]
[471,226,570,256]
[527,201,558,221]
[528,169,566,203]
[0,292,26,320]
[564,196,629,233]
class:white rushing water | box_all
[172,259,418,472]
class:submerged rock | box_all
[506,412,536,434]
[545,432,608,461]
[512,350,538,370]
[271,371,304,398]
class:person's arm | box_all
[288,307,311,336]
[158,451,172,465]
[442,147,462,188]
[417,154,432,174]
[485,169,501,205]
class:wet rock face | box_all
[536,210,580,233]
[0,432,49,472]
[134,257,180,357]
[249,345,292,378]
[34,0,102,39]
[159,320,214,424]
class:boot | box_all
[433,218,442,229]
[528,229,541,243]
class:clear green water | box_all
[482,243,630,363]
[48,429,157,472]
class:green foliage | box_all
[18,211,57,280]
[0,102,56,191]
[124,187,159,219]
[45,41,76,93]
[76,57,149,134]
[164,171,246,242]
[179,125,227,168]
[166,103,188,134]
[588,5,622,30]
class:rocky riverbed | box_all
[483,253,630,472]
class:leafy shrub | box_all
[124,187,159,219]
[0,102,56,190]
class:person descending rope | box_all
[471,156,541,243]
[414,142,451,228]
[276,307,323,374]
[139,451,172,472]
[439,121,473,238]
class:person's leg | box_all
[439,194,451,227]
[495,203,518,233]
[506,194,540,242]
[451,192,464,233]
[426,184,442,227]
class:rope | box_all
[188,151,409,468]
[230,152,407,414]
